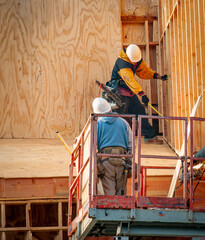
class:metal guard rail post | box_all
[190,117,205,211]
[137,115,188,209]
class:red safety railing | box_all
[68,114,205,237]
[190,117,205,211]
[137,115,188,209]
[68,116,91,237]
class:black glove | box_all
[142,95,149,107]
[161,74,168,81]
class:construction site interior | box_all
[0,0,205,240]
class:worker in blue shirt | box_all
[92,97,132,195]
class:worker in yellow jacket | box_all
[107,44,167,144]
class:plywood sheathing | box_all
[158,0,205,154]
[0,0,122,140]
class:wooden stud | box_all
[1,203,6,240]
[172,12,180,152]
[121,16,158,23]
[167,21,174,146]
[145,21,152,119]
[58,202,63,240]
[157,42,163,133]
[196,0,205,148]
[26,203,32,240]
[184,0,194,115]
[162,35,169,139]
[191,0,200,150]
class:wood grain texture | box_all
[121,0,158,17]
[158,0,205,154]
[0,0,122,139]
[0,139,72,178]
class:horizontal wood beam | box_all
[121,15,158,23]
[0,197,69,203]
[123,42,159,48]
[0,227,68,232]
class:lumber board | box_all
[172,11,180,152]
[3,177,69,198]
[121,16,158,23]
[122,22,145,45]
[168,20,175,147]
[168,93,204,197]
[176,2,184,151]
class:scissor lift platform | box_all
[73,207,205,239]
[68,115,205,239]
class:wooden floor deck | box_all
[0,139,72,178]
[0,137,176,179]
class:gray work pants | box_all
[99,147,127,195]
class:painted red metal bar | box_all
[190,117,205,211]
[93,117,98,199]
[70,157,90,194]
[89,116,94,208]
[138,115,142,201]
[68,152,74,225]
[132,115,136,196]
[68,116,92,236]
[94,195,135,209]
[137,115,188,209]
[183,117,188,209]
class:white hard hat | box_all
[92,98,111,114]
[126,44,141,62]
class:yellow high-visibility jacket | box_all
[110,49,158,95]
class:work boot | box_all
[144,136,164,144]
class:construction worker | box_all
[92,97,132,195]
[107,44,168,144]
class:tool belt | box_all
[97,147,137,179]
[99,147,126,166]
[97,147,126,178]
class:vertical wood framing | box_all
[26,203,32,240]
[158,0,204,153]
[169,19,175,147]
[158,40,165,135]
[157,0,163,133]
[58,202,63,240]
[1,203,6,240]
[145,21,152,118]
[176,1,183,151]
[191,0,200,150]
